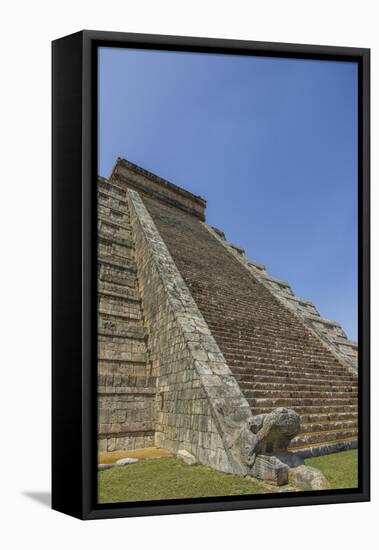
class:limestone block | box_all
[250,455,289,486]
[289,465,331,491]
[177,449,198,465]
[115,458,139,466]
[98,463,114,471]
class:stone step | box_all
[98,212,130,230]
[227,356,345,371]
[252,374,357,388]
[98,326,146,341]
[98,347,148,363]
[98,291,141,309]
[98,254,137,272]
[98,311,144,330]
[98,241,134,262]
[206,314,335,336]
[97,231,133,249]
[98,220,132,243]
[211,324,338,344]
[291,427,358,447]
[210,324,338,347]
[228,354,354,370]
[300,418,357,432]
[289,436,358,456]
[230,364,355,381]
[98,329,146,341]
[98,188,128,209]
[97,424,156,437]
[98,203,130,223]
[98,384,156,396]
[224,350,343,365]
[98,214,132,233]
[98,264,138,289]
[252,396,357,407]
[300,411,358,423]
[98,372,156,389]
[98,305,141,322]
[243,388,357,399]
[98,333,146,350]
[238,380,357,393]
[227,354,349,366]
[98,281,139,301]
[97,360,154,377]
[98,286,141,304]
[252,403,357,415]
[218,343,346,362]
[236,371,357,386]
[225,352,347,370]
[208,320,308,335]
[98,180,128,196]
[98,178,128,199]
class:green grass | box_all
[98,450,358,503]
[304,449,358,489]
[98,457,273,503]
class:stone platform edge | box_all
[128,188,255,475]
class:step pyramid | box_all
[98,158,358,460]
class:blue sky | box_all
[98,48,358,340]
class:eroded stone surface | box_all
[250,455,289,486]
[98,463,114,471]
[289,465,331,491]
[177,450,198,465]
[97,178,157,453]
[237,407,303,484]
[115,458,139,466]
[250,408,300,450]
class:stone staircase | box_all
[140,194,358,458]
[97,177,156,452]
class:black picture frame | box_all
[52,30,370,520]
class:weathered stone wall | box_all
[97,383,156,452]
[128,188,253,474]
[97,178,157,452]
